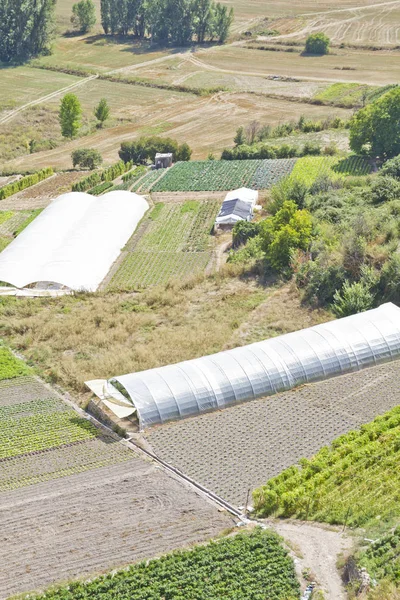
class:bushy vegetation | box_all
[221,141,326,160]
[88,181,114,195]
[0,0,56,62]
[358,527,400,585]
[350,87,400,158]
[313,83,398,109]
[0,347,30,381]
[100,0,234,44]
[26,528,300,600]
[0,168,53,200]
[72,160,134,191]
[253,404,400,528]
[71,0,96,33]
[305,33,330,55]
[119,136,192,165]
[72,148,103,170]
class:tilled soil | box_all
[0,172,84,210]
[0,461,234,599]
[145,360,400,506]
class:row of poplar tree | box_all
[100,0,234,44]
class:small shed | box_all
[224,187,258,207]
[155,153,173,169]
[215,198,253,230]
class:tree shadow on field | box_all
[81,34,182,58]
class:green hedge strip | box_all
[72,161,134,192]
[0,168,54,201]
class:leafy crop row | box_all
[0,348,30,381]
[88,181,114,196]
[131,169,166,193]
[0,168,53,200]
[27,528,300,600]
[72,161,134,192]
[358,526,400,583]
[108,200,219,290]
[122,165,147,183]
[152,159,300,192]
[253,404,400,527]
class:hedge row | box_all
[87,181,114,196]
[72,161,134,192]
[0,168,54,200]
[221,142,326,161]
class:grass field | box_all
[25,529,300,600]
[107,200,219,290]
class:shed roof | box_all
[104,303,400,429]
[216,198,252,222]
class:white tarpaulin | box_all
[0,191,148,291]
[103,304,400,429]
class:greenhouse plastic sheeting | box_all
[108,303,400,429]
[0,191,148,291]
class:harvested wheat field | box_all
[145,360,400,506]
[0,375,234,598]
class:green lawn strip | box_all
[0,347,31,381]
[26,528,300,600]
[289,155,370,186]
[253,405,400,528]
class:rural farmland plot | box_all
[107,200,219,290]
[152,159,297,192]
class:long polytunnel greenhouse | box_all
[0,191,148,292]
[93,303,400,429]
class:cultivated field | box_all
[105,199,219,290]
[0,210,42,251]
[145,360,400,506]
[0,374,234,597]
[0,172,84,210]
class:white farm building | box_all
[0,191,148,294]
[215,187,257,229]
[87,303,400,429]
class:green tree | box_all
[349,88,400,158]
[176,142,192,161]
[0,0,56,63]
[94,98,110,127]
[234,126,246,146]
[59,94,82,139]
[211,3,234,43]
[72,148,103,169]
[261,201,312,271]
[380,154,400,179]
[305,32,330,55]
[332,280,374,317]
[71,0,97,32]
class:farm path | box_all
[0,75,98,125]
[267,519,353,599]
[302,0,400,17]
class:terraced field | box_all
[152,159,297,192]
[106,199,219,290]
[0,371,234,598]
[145,359,400,506]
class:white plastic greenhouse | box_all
[88,303,400,429]
[0,191,148,292]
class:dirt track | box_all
[0,460,234,598]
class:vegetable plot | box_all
[108,200,219,290]
[289,155,371,186]
[0,209,42,252]
[0,348,30,381]
[27,528,300,600]
[253,404,400,528]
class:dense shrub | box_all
[72,172,102,192]
[380,154,400,180]
[370,176,400,203]
[72,148,103,170]
[305,33,330,55]
[221,142,322,161]
[87,181,113,196]
[72,160,133,191]
[332,280,374,317]
[232,220,262,248]
[119,136,192,164]
[0,168,53,200]
[102,160,133,182]
[296,259,346,306]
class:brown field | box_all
[145,359,400,506]
[0,375,234,598]
[2,89,351,170]
[0,172,85,210]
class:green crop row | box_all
[26,528,300,600]
[358,526,400,584]
[0,348,30,381]
[131,169,166,193]
[253,404,400,528]
[72,161,134,192]
[122,165,147,183]
[0,168,53,200]
[88,181,114,196]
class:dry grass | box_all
[0,274,329,401]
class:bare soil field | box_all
[0,172,84,210]
[3,91,351,171]
[145,360,400,506]
[0,461,234,599]
[0,375,234,597]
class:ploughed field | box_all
[145,360,400,506]
[0,370,234,598]
[105,199,219,290]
